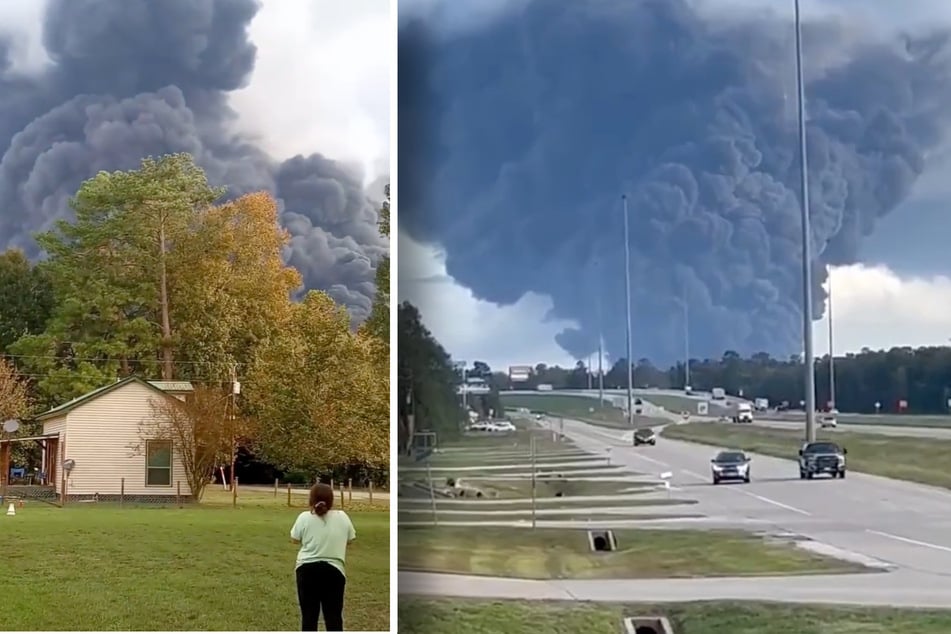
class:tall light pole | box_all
[595,257,605,406]
[828,266,836,410]
[622,194,635,427]
[682,294,691,390]
[795,0,818,442]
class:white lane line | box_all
[866,530,951,554]
[679,468,811,516]
[741,491,811,516]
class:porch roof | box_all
[0,434,58,444]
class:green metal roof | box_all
[147,380,194,392]
[34,376,183,422]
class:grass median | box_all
[398,598,951,634]
[500,394,667,429]
[397,526,866,579]
[661,422,951,490]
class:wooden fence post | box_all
[369,480,373,504]
[287,482,292,507]
[120,478,125,507]
[339,481,344,508]
[232,476,238,508]
[347,478,352,502]
[274,478,279,498]
[176,481,181,508]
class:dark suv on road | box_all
[799,441,847,479]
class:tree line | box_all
[512,347,951,415]
[0,154,389,497]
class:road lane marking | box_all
[679,469,811,516]
[866,530,951,554]
[741,491,811,516]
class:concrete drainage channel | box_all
[584,532,677,634]
[623,616,675,634]
[587,529,618,552]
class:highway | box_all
[399,416,951,607]
[505,388,951,437]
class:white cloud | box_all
[400,235,951,369]
[227,0,390,182]
[816,264,951,355]
[398,234,578,370]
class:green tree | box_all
[363,184,390,344]
[11,154,223,402]
[398,301,461,453]
[0,250,54,353]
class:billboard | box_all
[509,365,532,382]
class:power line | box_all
[1,352,245,367]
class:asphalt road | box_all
[399,417,951,607]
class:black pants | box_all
[296,561,346,631]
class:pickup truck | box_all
[799,441,847,479]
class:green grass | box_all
[399,498,692,512]
[398,599,951,634]
[662,422,951,490]
[398,513,699,523]
[454,478,646,499]
[397,526,865,579]
[763,411,951,428]
[3,496,389,631]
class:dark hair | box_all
[308,483,334,517]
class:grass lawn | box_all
[397,526,865,579]
[2,491,390,631]
[661,422,951,490]
[398,598,951,634]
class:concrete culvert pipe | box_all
[635,627,658,634]
[594,536,608,551]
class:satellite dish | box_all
[2,419,19,433]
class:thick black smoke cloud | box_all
[399,0,951,363]
[0,0,386,322]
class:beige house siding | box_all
[41,416,67,490]
[59,381,192,497]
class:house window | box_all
[146,440,172,487]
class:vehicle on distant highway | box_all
[732,402,754,424]
[798,441,847,479]
[487,420,516,432]
[711,387,726,400]
[820,410,838,428]
[710,450,751,484]
[633,428,656,446]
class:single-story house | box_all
[25,376,195,502]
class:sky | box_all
[0,0,390,322]
[0,0,390,177]
[398,0,951,371]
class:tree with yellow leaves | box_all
[244,291,388,473]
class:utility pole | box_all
[828,265,835,410]
[229,363,239,492]
[794,0,817,442]
[622,195,634,428]
[587,355,593,389]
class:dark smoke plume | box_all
[0,0,386,322]
[399,0,951,363]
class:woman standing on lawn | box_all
[290,482,357,631]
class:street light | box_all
[622,194,634,428]
[794,0,818,442]
[595,256,605,406]
[828,265,836,411]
